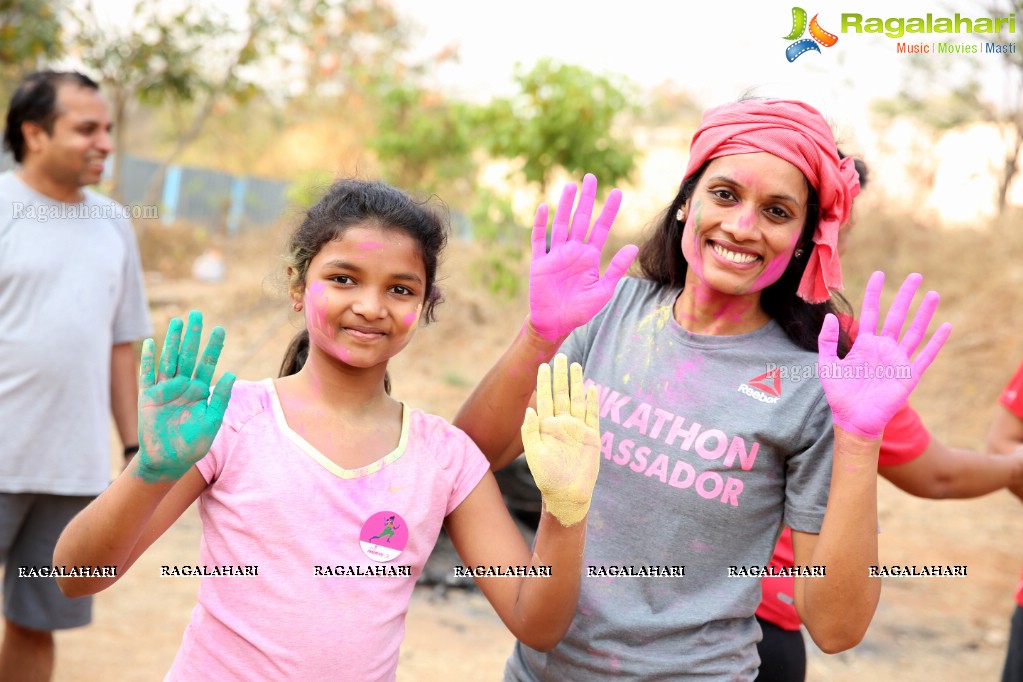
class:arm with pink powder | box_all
[792,271,952,652]
[454,173,637,469]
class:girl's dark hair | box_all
[278,179,448,383]
[637,163,851,356]
[279,329,311,376]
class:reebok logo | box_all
[737,368,782,404]
[748,368,782,396]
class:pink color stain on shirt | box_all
[690,539,713,553]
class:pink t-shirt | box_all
[756,316,931,631]
[998,360,1023,607]
[165,379,490,681]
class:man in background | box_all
[0,70,152,681]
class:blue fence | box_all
[0,152,291,232]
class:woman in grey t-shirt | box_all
[455,98,951,681]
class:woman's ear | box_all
[676,197,693,225]
[288,267,304,311]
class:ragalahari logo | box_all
[784,7,839,62]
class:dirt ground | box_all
[47,208,1023,681]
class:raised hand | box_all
[136,311,236,483]
[528,173,639,343]
[521,354,601,526]
[818,272,952,439]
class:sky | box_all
[390,0,1019,146]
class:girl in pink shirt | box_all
[54,179,602,680]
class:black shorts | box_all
[1003,604,1023,682]
[756,615,806,682]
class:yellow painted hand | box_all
[522,354,601,527]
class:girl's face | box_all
[296,223,427,369]
[681,152,809,297]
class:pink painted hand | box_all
[528,173,639,343]
[818,272,952,439]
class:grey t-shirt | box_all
[506,277,834,681]
[0,171,152,495]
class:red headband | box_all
[684,99,860,303]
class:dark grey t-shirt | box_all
[506,277,833,681]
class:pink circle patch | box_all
[359,511,408,562]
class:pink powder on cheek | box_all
[750,230,800,291]
[303,281,353,363]
[681,202,704,277]
[402,305,422,336]
[305,281,329,332]
[751,252,792,291]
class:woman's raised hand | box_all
[528,174,639,343]
[136,311,236,482]
[521,354,601,526]
[818,272,952,439]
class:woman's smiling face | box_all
[681,152,810,298]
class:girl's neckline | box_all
[263,378,410,479]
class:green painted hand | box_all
[521,354,601,526]
[135,311,236,483]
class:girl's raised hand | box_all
[818,272,952,439]
[521,354,601,526]
[136,311,236,483]
[528,174,639,343]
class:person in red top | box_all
[987,360,1023,682]
[755,157,1023,682]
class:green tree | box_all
[0,0,64,102]
[0,0,61,65]
[297,0,419,100]
[481,58,639,196]
[368,81,479,201]
[65,0,225,199]
[65,0,346,200]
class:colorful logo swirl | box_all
[784,7,838,62]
